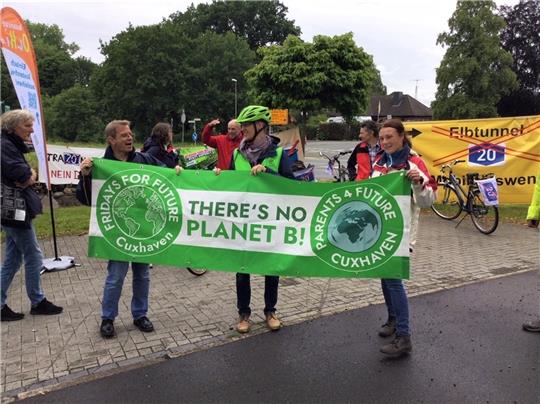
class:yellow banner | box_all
[404,116,540,204]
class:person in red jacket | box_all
[347,120,382,181]
[202,119,243,170]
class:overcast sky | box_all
[3,0,519,107]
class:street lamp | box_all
[180,108,186,143]
[232,78,238,117]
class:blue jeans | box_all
[381,279,410,336]
[236,273,279,316]
[1,225,45,307]
[102,261,150,320]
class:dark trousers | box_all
[236,273,279,316]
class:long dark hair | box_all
[381,118,412,148]
[150,122,172,148]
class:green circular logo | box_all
[310,183,403,273]
[96,170,182,257]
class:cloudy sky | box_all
[2,0,518,107]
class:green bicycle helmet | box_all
[236,105,271,124]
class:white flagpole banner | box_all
[1,7,50,188]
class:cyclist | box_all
[228,105,294,334]
[347,120,382,181]
[369,118,436,356]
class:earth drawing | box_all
[113,185,167,239]
[328,202,382,253]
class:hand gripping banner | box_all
[87,159,411,279]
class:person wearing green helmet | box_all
[228,105,294,333]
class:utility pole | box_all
[412,79,422,99]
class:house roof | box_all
[368,92,432,119]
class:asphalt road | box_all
[22,271,539,404]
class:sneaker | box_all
[380,335,412,356]
[236,314,250,333]
[522,319,540,332]
[30,298,63,315]
[133,316,154,332]
[378,318,396,338]
[265,313,282,331]
[1,305,25,321]
[100,319,115,338]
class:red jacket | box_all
[202,124,243,170]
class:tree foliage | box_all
[168,0,301,51]
[44,84,102,141]
[245,33,378,120]
[92,23,256,138]
[1,21,98,110]
[432,0,517,119]
[497,0,540,116]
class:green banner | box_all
[88,159,412,278]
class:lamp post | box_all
[180,108,186,143]
[231,78,238,117]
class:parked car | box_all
[326,116,371,123]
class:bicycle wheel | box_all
[469,193,499,234]
[431,184,462,220]
[187,267,207,276]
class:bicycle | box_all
[431,159,499,234]
[319,150,352,182]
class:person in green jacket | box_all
[227,105,294,334]
[522,170,540,333]
[526,171,540,228]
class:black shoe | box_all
[380,335,412,356]
[30,298,63,315]
[1,305,25,321]
[134,316,154,332]
[522,320,540,332]
[378,318,396,338]
[100,319,115,338]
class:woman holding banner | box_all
[141,122,181,170]
[368,118,436,356]
[227,105,294,334]
[1,110,63,321]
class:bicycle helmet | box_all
[236,105,271,124]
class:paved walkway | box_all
[1,213,538,401]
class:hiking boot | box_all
[378,318,396,337]
[134,316,154,332]
[30,298,63,315]
[100,319,115,338]
[265,313,282,331]
[1,305,24,321]
[380,335,412,356]
[522,319,540,332]
[236,314,250,333]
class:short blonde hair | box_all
[0,109,34,132]
[104,120,131,140]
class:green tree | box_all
[245,33,378,120]
[1,21,97,108]
[93,23,256,138]
[44,84,103,141]
[432,0,517,119]
[168,0,301,51]
[497,0,540,116]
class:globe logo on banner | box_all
[468,143,506,167]
[96,170,182,257]
[327,202,381,253]
[310,183,403,273]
